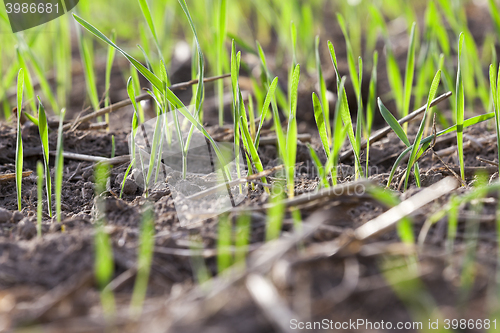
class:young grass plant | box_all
[365,52,378,176]
[403,70,441,190]
[402,22,417,132]
[36,161,43,238]
[76,23,100,113]
[328,42,362,178]
[456,33,465,181]
[55,109,66,222]
[37,98,52,217]
[94,163,115,316]
[15,69,24,212]
[130,205,155,316]
[489,63,500,175]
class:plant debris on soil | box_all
[2,1,500,332]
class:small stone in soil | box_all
[122,178,138,195]
[12,211,23,223]
[0,208,12,224]
[16,218,37,240]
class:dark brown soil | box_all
[1,2,500,332]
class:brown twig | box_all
[62,73,231,131]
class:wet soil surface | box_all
[1,3,500,332]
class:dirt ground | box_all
[1,2,500,332]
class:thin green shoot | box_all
[104,30,117,124]
[456,33,465,181]
[55,109,66,222]
[216,0,227,126]
[111,135,115,159]
[76,23,100,113]
[37,161,43,238]
[266,180,286,241]
[286,64,300,198]
[315,36,330,139]
[94,162,115,316]
[15,69,24,212]
[16,48,36,114]
[217,213,232,273]
[130,205,155,316]
[402,22,416,132]
[235,212,250,266]
[365,51,378,177]
[254,76,278,149]
[327,42,362,178]
[312,92,330,159]
[337,14,360,96]
[489,63,500,176]
[37,97,52,217]
[403,70,441,191]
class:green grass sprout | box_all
[37,97,52,217]
[55,108,66,222]
[37,161,43,238]
[130,205,155,316]
[15,68,24,212]
[456,32,465,181]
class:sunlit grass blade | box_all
[216,0,227,126]
[37,97,52,217]
[16,48,36,114]
[37,161,43,238]
[312,92,329,159]
[15,69,24,211]
[378,99,411,147]
[254,76,278,148]
[235,212,250,265]
[315,36,330,139]
[402,22,416,131]
[366,51,378,176]
[137,0,163,60]
[404,70,441,190]
[104,30,117,114]
[286,64,300,198]
[490,63,500,175]
[217,213,232,273]
[266,180,285,241]
[456,33,465,181]
[55,109,66,222]
[130,205,155,316]
[76,23,100,112]
[386,49,404,112]
[337,14,359,95]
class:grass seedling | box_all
[217,213,232,273]
[456,33,465,181]
[403,70,441,190]
[76,22,100,114]
[37,97,52,217]
[402,22,416,131]
[37,161,43,238]
[328,41,362,178]
[235,212,250,265]
[104,30,117,124]
[130,204,155,316]
[55,109,66,222]
[16,48,36,114]
[489,63,500,175]
[216,0,227,126]
[266,180,286,241]
[94,162,115,316]
[286,64,300,199]
[315,36,330,140]
[15,69,24,212]
[365,52,378,176]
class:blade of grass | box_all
[456,33,465,181]
[37,161,43,238]
[312,92,330,158]
[15,69,24,211]
[37,97,52,217]
[402,22,417,131]
[55,109,66,222]
[315,36,330,139]
[130,205,155,316]
[404,70,441,190]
